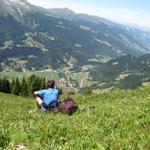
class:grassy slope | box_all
[0,87,150,150]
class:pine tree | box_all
[5,79,10,93]
[20,77,28,97]
[0,78,10,94]
[28,74,42,96]
[41,78,46,89]
[12,78,21,95]
[0,78,2,92]
[10,79,15,94]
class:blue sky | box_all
[28,0,150,28]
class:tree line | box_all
[0,74,46,97]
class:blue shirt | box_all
[36,88,60,105]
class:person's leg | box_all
[51,101,60,113]
[35,96,43,109]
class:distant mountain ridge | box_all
[0,0,150,72]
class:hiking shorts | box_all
[41,102,58,112]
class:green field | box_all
[0,71,60,81]
[0,87,150,150]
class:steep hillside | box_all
[0,0,149,72]
[91,54,150,89]
[125,26,150,52]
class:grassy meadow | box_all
[0,87,150,150]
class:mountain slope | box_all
[125,26,150,53]
[0,0,149,72]
[91,54,150,89]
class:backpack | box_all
[60,98,78,115]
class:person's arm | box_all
[34,91,39,95]
[34,89,46,97]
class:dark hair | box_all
[47,80,55,89]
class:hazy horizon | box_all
[27,0,150,29]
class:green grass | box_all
[0,71,59,81]
[0,87,150,150]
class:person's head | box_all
[47,80,55,89]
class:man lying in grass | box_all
[34,80,60,112]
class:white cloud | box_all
[28,0,150,28]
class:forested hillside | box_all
[0,0,149,72]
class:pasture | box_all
[0,87,149,150]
